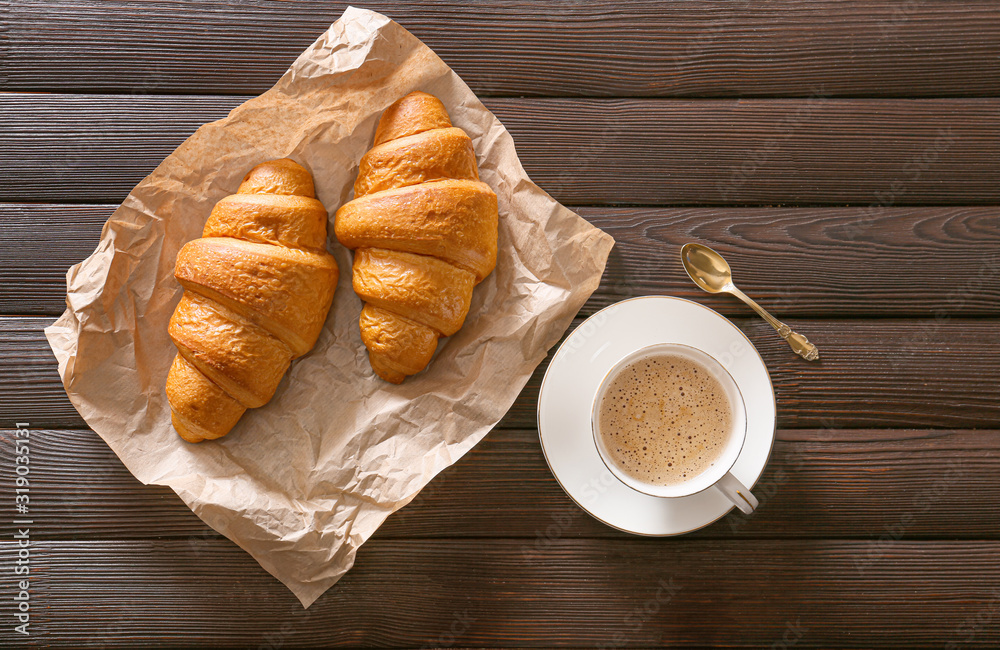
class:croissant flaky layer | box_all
[166,159,338,442]
[336,179,497,281]
[169,292,293,409]
[204,193,329,251]
[359,305,439,384]
[175,237,337,357]
[352,248,476,337]
[336,91,499,383]
[167,354,247,443]
[354,127,479,198]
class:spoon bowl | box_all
[681,243,734,293]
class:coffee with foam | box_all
[597,353,732,486]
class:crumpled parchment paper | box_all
[45,6,614,608]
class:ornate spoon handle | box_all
[728,287,819,361]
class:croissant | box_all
[166,159,339,442]
[335,91,499,383]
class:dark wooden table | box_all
[3,1,1000,647]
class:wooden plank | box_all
[5,1,1000,98]
[4,316,1000,431]
[0,205,108,316]
[1,537,998,646]
[4,94,999,205]
[586,205,1000,318]
[0,317,83,428]
[2,428,997,541]
[4,203,999,318]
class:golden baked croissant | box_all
[335,91,499,383]
[166,159,339,442]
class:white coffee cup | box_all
[591,342,759,514]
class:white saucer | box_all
[537,296,776,536]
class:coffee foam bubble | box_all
[598,353,732,487]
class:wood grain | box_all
[6,315,1000,431]
[0,317,83,427]
[0,205,109,315]
[4,2,1000,646]
[1,537,998,647]
[2,428,997,541]
[5,203,998,318]
[5,1,1000,98]
[4,94,999,205]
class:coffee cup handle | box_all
[715,472,758,514]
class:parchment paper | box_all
[45,6,614,608]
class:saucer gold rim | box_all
[537,295,776,537]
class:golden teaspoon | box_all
[681,243,819,361]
